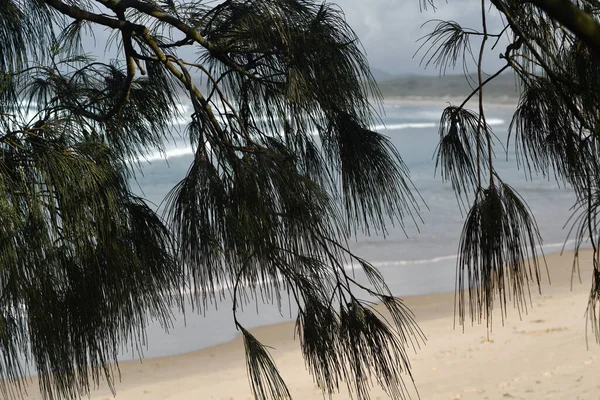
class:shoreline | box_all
[20,248,598,400]
[378,95,519,109]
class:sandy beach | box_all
[21,249,598,400]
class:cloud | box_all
[76,0,509,75]
[334,0,510,74]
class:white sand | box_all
[22,250,599,400]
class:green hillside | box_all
[376,73,520,102]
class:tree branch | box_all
[491,0,597,132]
[528,0,600,54]
[43,0,144,33]
[456,63,511,111]
[94,0,260,80]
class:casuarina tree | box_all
[418,0,600,337]
[0,1,423,399]
[2,0,600,399]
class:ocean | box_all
[123,100,580,361]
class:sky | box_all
[81,0,510,76]
[331,0,510,75]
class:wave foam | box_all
[136,117,507,162]
[136,147,194,163]
[486,118,505,126]
[372,122,437,131]
[342,239,580,272]
[342,254,457,271]
[372,118,505,132]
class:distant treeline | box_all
[376,73,520,102]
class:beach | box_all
[14,100,590,400]
[20,249,598,400]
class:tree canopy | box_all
[1,0,600,399]
[418,0,600,336]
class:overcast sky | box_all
[83,0,509,76]
[333,0,509,75]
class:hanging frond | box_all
[416,20,477,75]
[435,106,494,206]
[456,182,546,326]
[587,266,600,343]
[565,181,600,343]
[241,328,292,400]
[0,0,53,71]
[421,0,600,362]
[295,295,424,400]
[359,260,426,351]
[338,299,418,400]
[295,295,343,396]
[509,75,598,191]
[324,112,421,234]
[289,255,425,400]
[0,130,179,399]
[0,1,430,399]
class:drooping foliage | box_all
[0,1,424,399]
[420,0,600,341]
[4,0,600,399]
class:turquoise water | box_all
[124,101,579,359]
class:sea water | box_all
[124,101,580,359]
